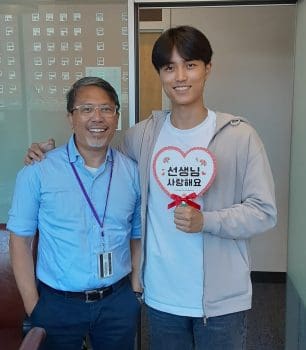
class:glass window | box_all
[0,1,130,222]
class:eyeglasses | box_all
[71,104,118,118]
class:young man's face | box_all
[159,47,211,108]
[68,85,118,155]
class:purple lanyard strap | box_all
[66,144,114,237]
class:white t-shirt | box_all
[144,109,216,316]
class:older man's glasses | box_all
[72,104,118,118]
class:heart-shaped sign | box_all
[153,146,217,207]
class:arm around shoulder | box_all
[24,138,55,165]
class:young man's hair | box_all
[66,76,120,113]
[152,25,213,71]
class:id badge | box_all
[98,252,113,278]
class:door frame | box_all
[127,0,296,125]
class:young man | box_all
[25,26,277,350]
[8,77,142,350]
[121,25,276,350]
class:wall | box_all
[286,0,306,347]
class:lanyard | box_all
[66,144,114,238]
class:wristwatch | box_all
[134,291,144,304]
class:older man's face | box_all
[68,85,118,156]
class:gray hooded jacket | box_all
[120,110,277,318]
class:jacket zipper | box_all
[202,232,207,326]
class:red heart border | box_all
[153,146,217,197]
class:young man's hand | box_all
[24,138,55,164]
[173,205,204,233]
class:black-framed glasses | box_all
[71,104,118,118]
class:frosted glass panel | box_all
[0,1,129,222]
[286,0,306,348]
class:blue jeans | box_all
[147,305,247,350]
[30,279,141,350]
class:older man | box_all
[8,77,141,350]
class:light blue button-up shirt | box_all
[7,135,141,291]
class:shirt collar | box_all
[67,134,113,165]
